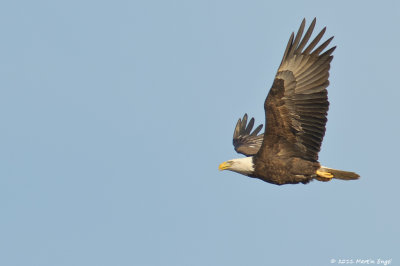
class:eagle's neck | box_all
[228,157,255,176]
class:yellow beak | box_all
[219,161,231,171]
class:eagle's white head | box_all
[219,157,255,176]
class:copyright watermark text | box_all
[330,258,392,265]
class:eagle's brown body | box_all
[252,156,319,185]
[219,18,359,185]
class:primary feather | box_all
[233,114,264,156]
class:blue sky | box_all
[1,1,399,265]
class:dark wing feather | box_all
[233,114,264,156]
[259,18,335,161]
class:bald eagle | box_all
[219,18,359,185]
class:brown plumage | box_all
[233,114,263,156]
[219,18,359,185]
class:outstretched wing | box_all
[259,18,335,162]
[233,114,264,156]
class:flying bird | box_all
[219,18,359,185]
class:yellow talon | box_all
[316,170,333,179]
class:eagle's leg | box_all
[315,169,333,181]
